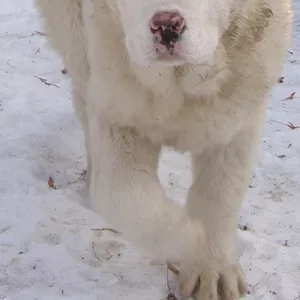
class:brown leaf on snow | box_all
[271,119,300,130]
[48,176,57,190]
[286,122,300,130]
[283,92,296,101]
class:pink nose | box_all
[149,12,186,58]
[150,12,186,34]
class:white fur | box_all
[35,0,292,298]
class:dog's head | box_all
[107,0,237,66]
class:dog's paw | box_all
[177,261,248,300]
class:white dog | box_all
[35,0,291,299]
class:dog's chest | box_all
[132,96,242,152]
[122,64,243,151]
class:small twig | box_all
[271,119,286,126]
[68,170,86,184]
[166,266,178,300]
[34,76,59,88]
[250,281,259,294]
[167,263,180,276]
[92,241,102,261]
[34,31,47,37]
[168,263,200,297]
[0,226,11,235]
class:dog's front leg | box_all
[179,125,262,300]
[87,114,205,266]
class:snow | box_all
[0,0,299,299]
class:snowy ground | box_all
[0,0,300,299]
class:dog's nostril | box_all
[170,16,186,32]
[150,22,160,32]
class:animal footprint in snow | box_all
[91,228,125,261]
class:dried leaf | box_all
[68,169,86,185]
[287,122,300,130]
[278,77,284,83]
[48,176,57,190]
[283,92,296,101]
